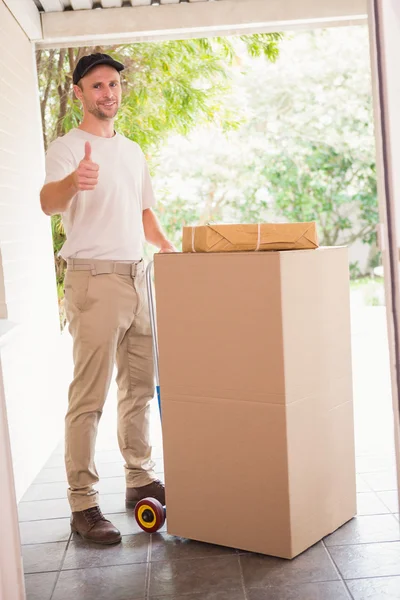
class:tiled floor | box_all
[20,306,400,600]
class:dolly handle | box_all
[146,261,161,416]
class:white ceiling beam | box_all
[70,0,94,9]
[40,0,64,11]
[38,0,367,49]
[3,0,42,41]
[101,0,123,7]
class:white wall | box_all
[0,325,26,600]
[0,0,66,501]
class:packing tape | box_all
[255,223,261,251]
[192,226,196,252]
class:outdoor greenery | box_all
[152,28,379,256]
[350,276,385,307]
[36,27,380,326]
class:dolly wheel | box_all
[135,498,165,533]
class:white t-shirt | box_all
[44,128,156,260]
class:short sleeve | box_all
[142,156,156,210]
[44,140,75,184]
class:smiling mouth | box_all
[100,102,116,108]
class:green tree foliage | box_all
[263,141,377,246]
[37,35,282,152]
[153,27,379,259]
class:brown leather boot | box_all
[126,479,165,509]
[71,506,122,545]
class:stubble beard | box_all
[88,103,119,121]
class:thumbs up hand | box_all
[73,142,99,192]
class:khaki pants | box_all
[64,258,156,512]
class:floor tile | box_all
[97,462,125,478]
[151,447,164,459]
[347,576,400,599]
[21,481,67,502]
[357,492,390,515]
[150,592,244,600]
[95,450,124,464]
[63,533,149,569]
[24,572,57,600]
[34,466,67,484]
[95,437,119,452]
[377,490,400,513]
[362,470,398,492]
[329,541,400,578]
[324,514,400,546]
[149,555,242,597]
[103,511,144,536]
[240,543,338,588]
[52,563,147,600]
[246,581,350,600]
[100,492,127,514]
[150,533,236,562]
[356,455,395,474]
[356,475,371,493]
[44,454,65,468]
[18,498,70,522]
[22,541,67,574]
[153,457,164,473]
[19,518,71,545]
[53,440,65,454]
[97,476,126,494]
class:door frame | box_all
[367,0,400,506]
[2,3,400,597]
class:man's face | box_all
[74,65,122,120]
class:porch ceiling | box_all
[5,0,368,48]
[35,0,210,11]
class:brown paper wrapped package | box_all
[182,222,319,253]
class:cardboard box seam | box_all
[160,396,354,409]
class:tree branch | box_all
[68,48,76,74]
[36,49,43,74]
[56,49,67,138]
[40,50,56,150]
[343,224,375,246]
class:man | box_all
[40,53,175,545]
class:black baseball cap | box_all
[73,53,125,85]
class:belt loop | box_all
[130,263,137,279]
[90,262,97,276]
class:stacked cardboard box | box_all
[154,247,356,558]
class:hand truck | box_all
[134,260,166,533]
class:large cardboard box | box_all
[154,247,356,559]
[182,222,318,253]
